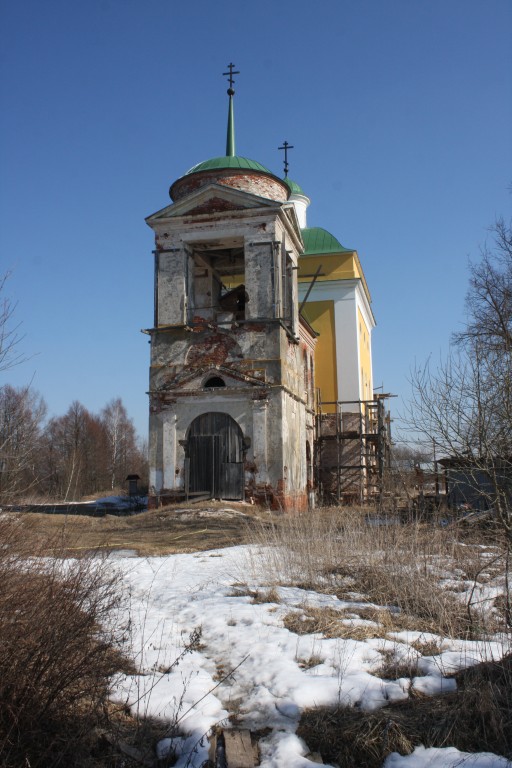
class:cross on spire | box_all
[223,63,239,157]
[278,141,294,178]
[278,140,294,178]
[223,62,240,94]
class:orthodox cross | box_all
[278,140,294,177]
[223,63,240,93]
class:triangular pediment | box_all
[162,364,265,392]
[146,183,283,224]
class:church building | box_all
[145,67,378,510]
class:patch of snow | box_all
[109,545,511,768]
[383,745,512,767]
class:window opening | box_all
[189,239,246,323]
[204,376,226,388]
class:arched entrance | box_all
[186,412,244,500]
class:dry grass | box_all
[3,501,510,765]
[245,507,507,638]
[283,607,384,641]
[282,603,445,643]
[8,499,268,557]
[297,654,512,766]
[0,518,132,767]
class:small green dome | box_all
[301,227,352,255]
[284,177,305,196]
[185,156,272,176]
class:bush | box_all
[0,517,128,767]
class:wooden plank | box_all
[208,731,218,765]
[224,729,256,767]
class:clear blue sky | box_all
[1,0,511,439]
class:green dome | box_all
[185,156,273,176]
[284,177,306,196]
[301,227,352,255]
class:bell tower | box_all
[145,67,316,510]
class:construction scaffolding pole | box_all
[315,395,394,505]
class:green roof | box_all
[185,156,272,176]
[301,227,353,255]
[284,177,305,196]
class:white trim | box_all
[298,278,375,329]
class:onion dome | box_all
[284,177,305,196]
[169,65,289,203]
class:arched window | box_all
[204,376,226,388]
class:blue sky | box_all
[1,0,511,439]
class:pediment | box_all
[163,365,265,392]
[146,184,282,224]
[280,203,303,247]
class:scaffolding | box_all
[315,395,393,504]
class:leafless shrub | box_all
[0,518,129,767]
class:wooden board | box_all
[224,729,256,767]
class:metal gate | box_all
[186,412,244,500]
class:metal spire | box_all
[278,140,294,178]
[223,63,239,157]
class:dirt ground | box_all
[13,500,274,557]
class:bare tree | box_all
[454,217,512,353]
[43,402,105,500]
[407,217,512,541]
[0,273,26,374]
[100,398,137,490]
[0,385,47,501]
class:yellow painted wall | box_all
[302,300,337,412]
[357,307,372,400]
[299,253,360,283]
[299,252,372,304]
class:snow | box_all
[383,746,512,767]
[110,545,511,768]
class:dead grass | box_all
[245,508,507,638]
[282,602,445,643]
[373,649,419,681]
[8,499,268,557]
[251,587,281,604]
[297,654,512,766]
[283,607,383,641]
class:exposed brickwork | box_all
[185,332,243,367]
[170,170,289,203]
[251,484,309,513]
[184,197,246,216]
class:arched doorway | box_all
[186,412,244,500]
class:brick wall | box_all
[171,170,289,203]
